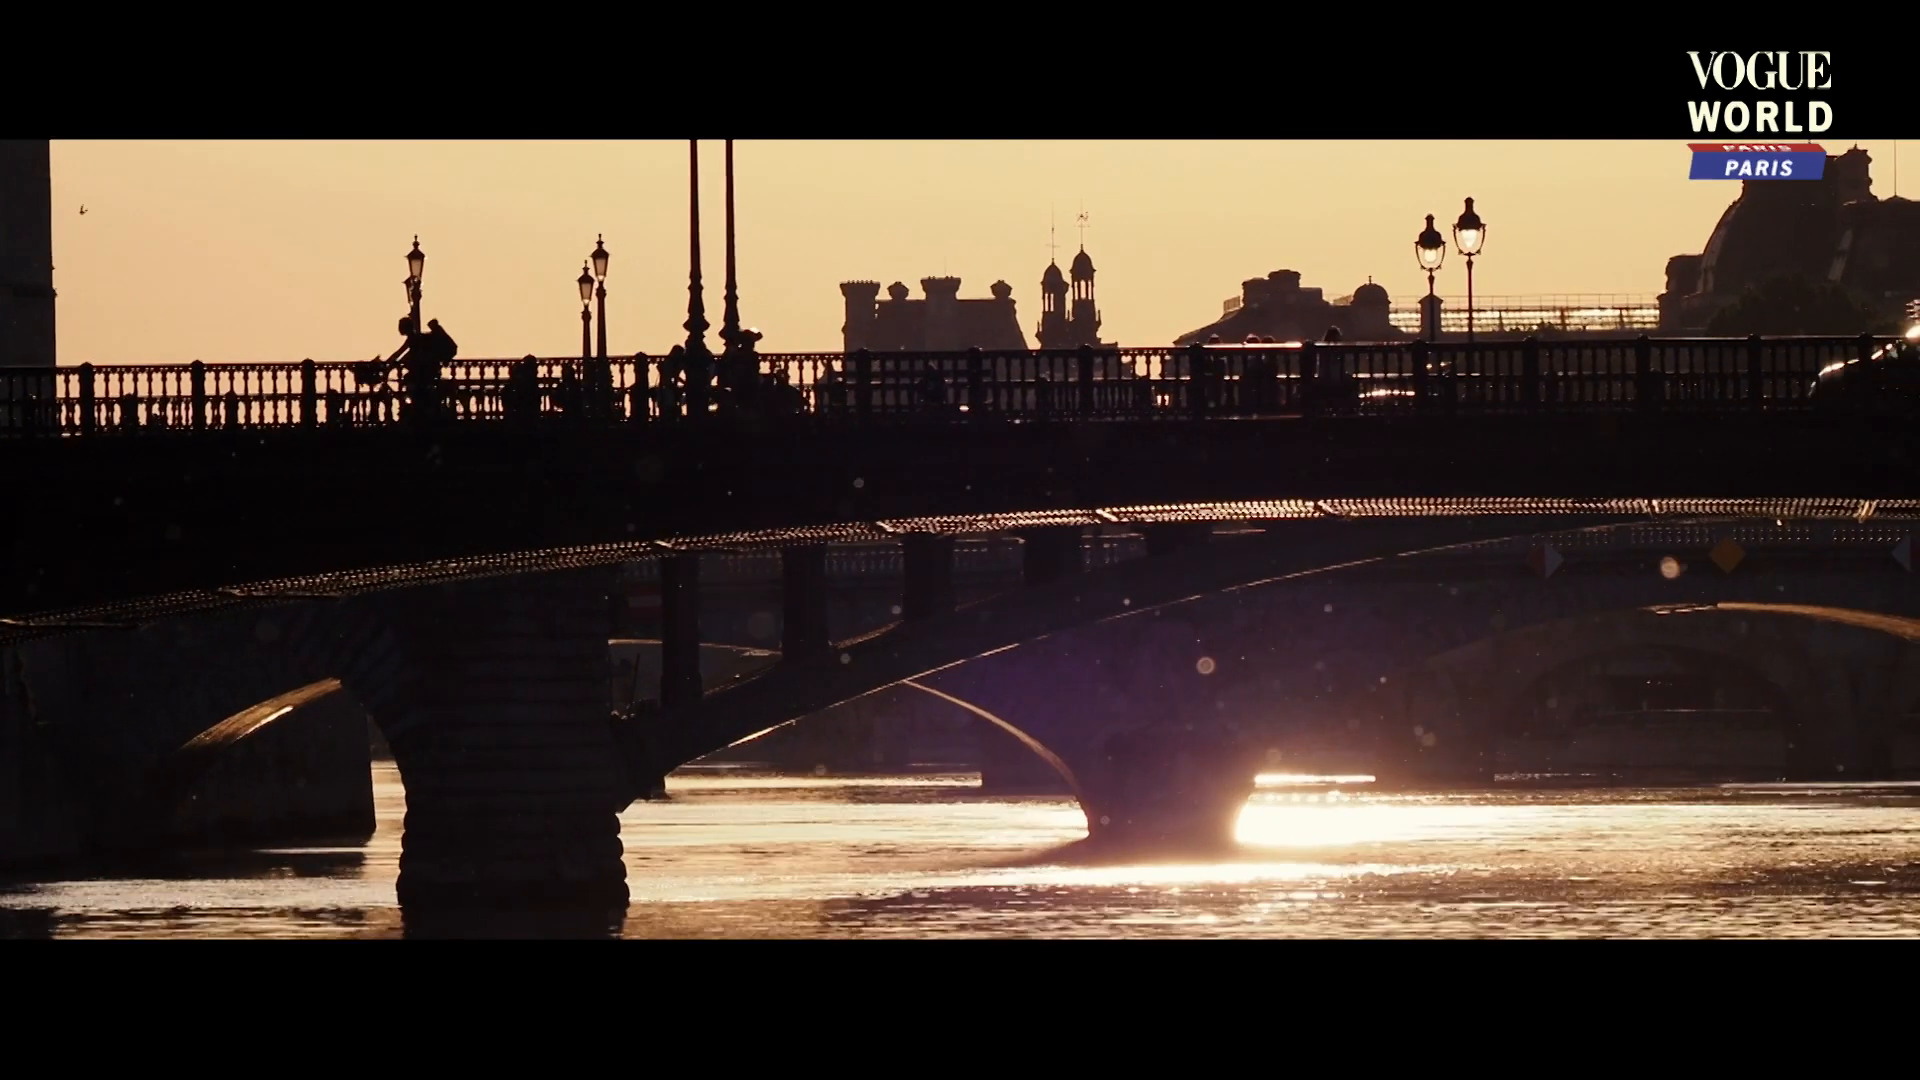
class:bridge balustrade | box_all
[613,533,1146,586]
[1,335,1891,438]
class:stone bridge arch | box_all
[659,516,1917,847]
[914,547,1917,772]
[1363,607,1834,779]
[9,567,633,912]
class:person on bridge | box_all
[506,355,542,424]
[397,317,458,425]
[656,347,686,419]
[816,363,847,415]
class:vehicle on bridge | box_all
[1810,327,1920,413]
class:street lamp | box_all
[590,235,610,361]
[1415,214,1447,343]
[577,262,595,361]
[404,236,426,329]
[1452,198,1486,343]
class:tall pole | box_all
[595,283,608,361]
[721,139,742,354]
[685,140,709,355]
[1426,270,1438,343]
[1465,256,1476,344]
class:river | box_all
[4,764,1920,938]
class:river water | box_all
[4,764,1920,938]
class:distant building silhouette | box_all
[1175,269,1402,345]
[1660,146,1920,332]
[1036,245,1105,349]
[841,277,1029,352]
[0,139,54,368]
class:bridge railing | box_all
[0,335,1894,437]
[615,533,1145,585]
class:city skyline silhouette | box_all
[46,138,1914,364]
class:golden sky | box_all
[47,139,1912,364]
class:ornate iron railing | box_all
[0,335,1897,438]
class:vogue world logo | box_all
[1686,51,1833,134]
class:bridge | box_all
[6,334,1920,923]
[0,334,1912,625]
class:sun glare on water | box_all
[1235,776,1520,850]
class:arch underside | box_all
[6,497,1916,647]
[13,516,1919,844]
[660,520,1920,799]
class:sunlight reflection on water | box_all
[6,762,1920,938]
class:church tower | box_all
[1068,246,1101,346]
[1036,259,1070,348]
[1063,208,1103,346]
[0,140,55,368]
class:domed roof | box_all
[1352,280,1389,306]
[1070,247,1095,277]
[1042,260,1065,285]
[886,281,909,301]
[990,279,1012,299]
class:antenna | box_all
[1048,206,1059,263]
[1076,204,1091,249]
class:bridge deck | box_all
[0,335,1897,437]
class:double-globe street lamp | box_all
[574,236,613,361]
[404,236,426,329]
[1410,199,1488,343]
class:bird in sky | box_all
[78,205,87,215]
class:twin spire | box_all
[685,139,745,358]
[1046,205,1095,272]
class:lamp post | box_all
[1451,198,1486,343]
[1415,214,1447,343]
[720,139,743,357]
[590,235,610,360]
[685,139,709,356]
[577,262,595,361]
[405,236,426,329]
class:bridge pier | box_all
[781,545,831,662]
[386,568,629,914]
[1019,527,1084,587]
[901,533,956,622]
[1078,724,1261,851]
[1141,522,1213,558]
[659,553,702,710]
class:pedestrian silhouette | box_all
[817,365,847,415]
[422,319,458,364]
[396,316,456,426]
[507,355,541,423]
[770,369,803,415]
[657,347,686,419]
[683,346,712,417]
[556,364,582,418]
